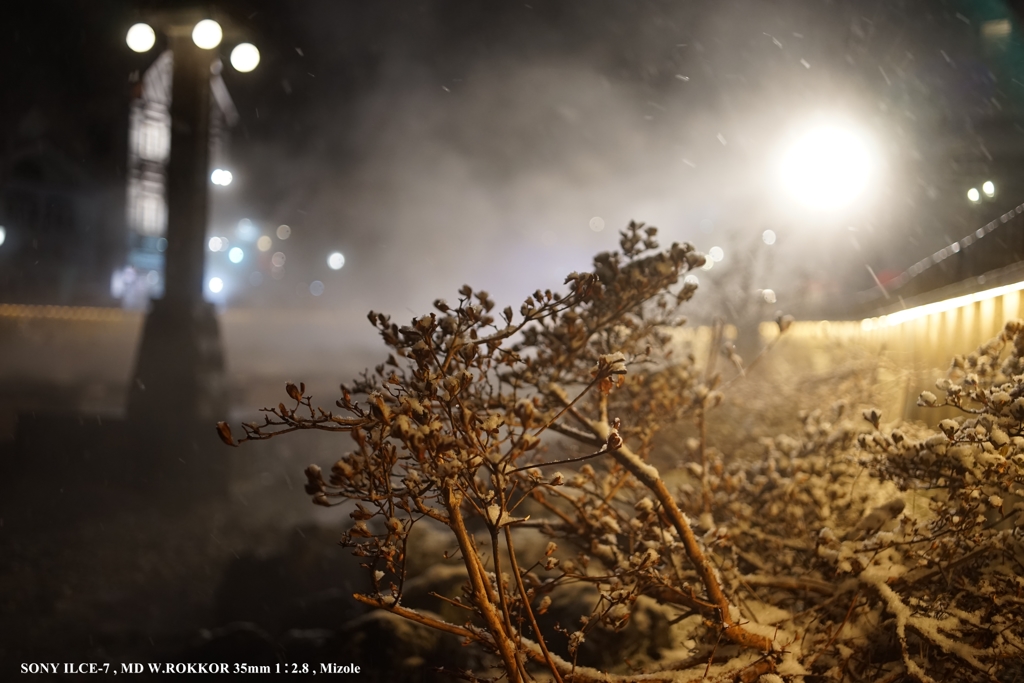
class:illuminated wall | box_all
[767,279,1024,421]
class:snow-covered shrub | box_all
[687,321,1024,682]
[223,223,1022,682]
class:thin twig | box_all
[509,444,612,474]
[504,526,565,683]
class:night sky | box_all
[4,0,1024,323]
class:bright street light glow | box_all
[982,180,996,197]
[762,229,777,245]
[211,168,233,186]
[230,43,260,72]
[779,123,875,210]
[968,187,981,203]
[708,246,724,262]
[192,19,222,49]
[228,247,244,263]
[327,252,346,270]
[208,277,224,294]
[126,23,156,53]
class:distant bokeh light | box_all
[191,20,222,50]
[779,123,874,210]
[208,236,225,252]
[0,226,6,247]
[310,280,325,296]
[968,187,981,203]
[708,246,724,262]
[271,252,286,267]
[210,169,233,186]
[328,252,346,270]
[762,288,777,304]
[982,180,995,198]
[236,219,257,242]
[276,225,291,240]
[589,216,605,232]
[230,43,260,72]
[208,277,224,294]
[126,23,156,53]
[762,229,776,245]
[256,235,272,252]
[228,247,244,263]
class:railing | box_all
[856,201,1024,313]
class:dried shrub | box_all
[222,222,1023,682]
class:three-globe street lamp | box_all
[125,13,260,442]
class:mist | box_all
[215,0,959,331]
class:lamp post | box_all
[123,13,258,483]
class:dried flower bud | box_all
[849,498,905,538]
[537,596,552,615]
[349,521,373,537]
[991,391,1011,408]
[861,408,882,430]
[286,381,303,401]
[685,251,706,269]
[592,351,628,377]
[304,464,326,495]
[568,630,586,654]
[215,421,235,447]
[634,497,654,512]
[514,399,535,425]
[938,419,958,438]
[351,504,374,521]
